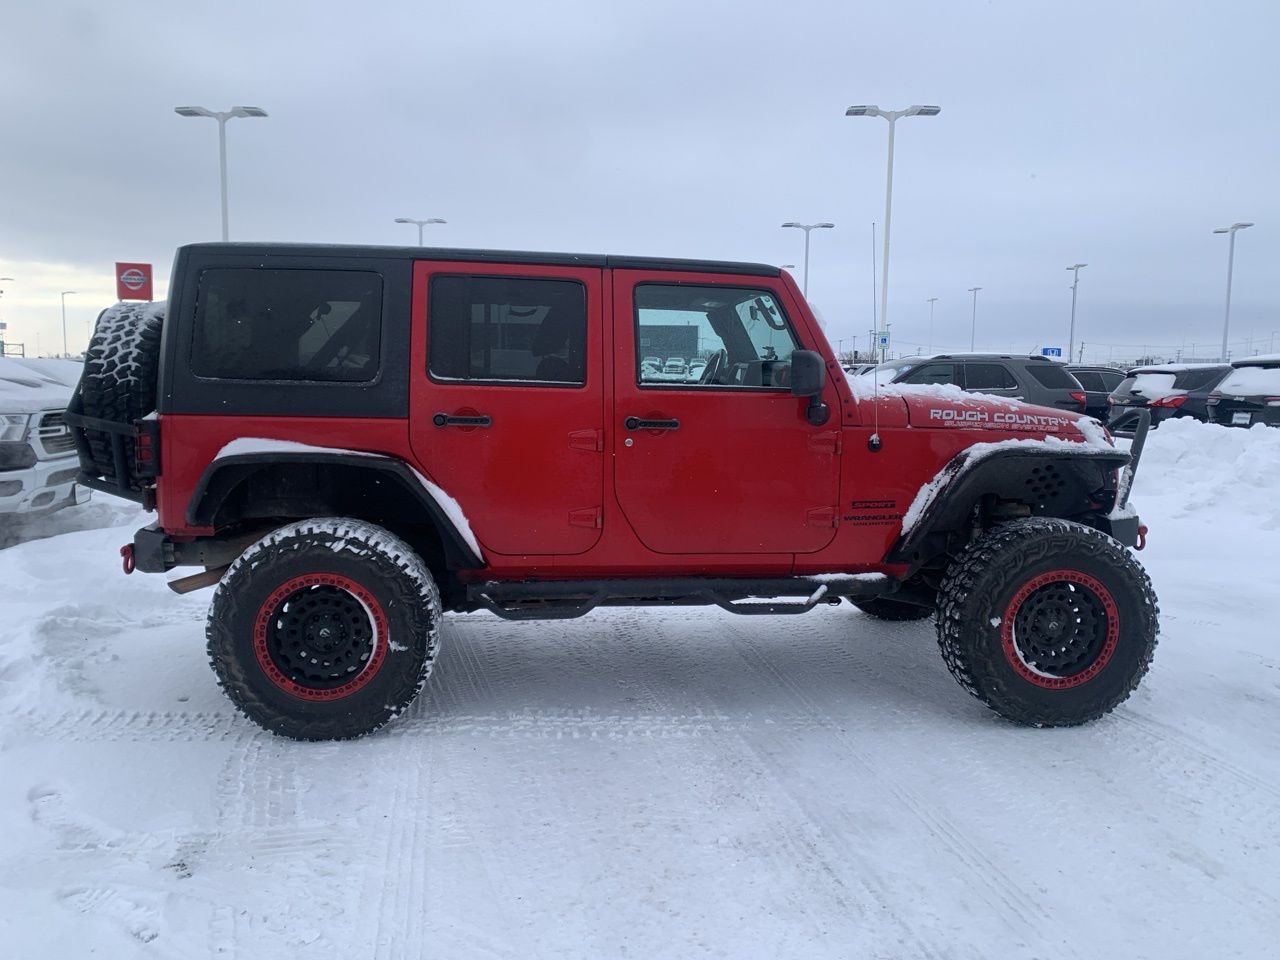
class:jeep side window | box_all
[899,362,960,386]
[428,275,587,385]
[634,284,798,389]
[192,268,383,382]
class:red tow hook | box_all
[1135,524,1148,551]
[120,543,136,575]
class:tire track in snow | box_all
[717,617,1065,951]
[1115,711,1280,802]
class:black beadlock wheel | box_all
[936,517,1158,726]
[207,518,442,740]
[79,301,165,492]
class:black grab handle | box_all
[624,417,680,431]
[433,413,492,428]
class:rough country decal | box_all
[845,499,901,527]
[928,408,1074,431]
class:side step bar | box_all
[467,574,896,621]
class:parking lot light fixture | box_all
[60,291,76,358]
[1212,222,1254,361]
[1066,264,1087,362]
[395,217,447,246]
[780,222,835,299]
[846,104,941,344]
[968,287,982,350]
[175,105,269,242]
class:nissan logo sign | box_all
[120,268,147,290]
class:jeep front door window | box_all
[634,285,798,389]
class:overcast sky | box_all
[1,0,1276,362]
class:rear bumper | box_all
[0,456,90,517]
[130,525,262,574]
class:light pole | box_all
[1212,222,1253,361]
[174,105,269,242]
[395,217,447,246]
[780,222,834,299]
[1066,263,1087,361]
[926,297,938,354]
[846,104,941,346]
[967,287,982,350]
[60,291,76,358]
[0,278,11,357]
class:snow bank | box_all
[1126,417,1280,529]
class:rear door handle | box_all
[433,413,492,428]
[624,417,680,431]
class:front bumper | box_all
[0,456,90,517]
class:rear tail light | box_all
[1070,391,1087,411]
[1149,394,1187,409]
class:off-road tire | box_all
[79,301,165,492]
[936,518,1158,726]
[207,518,442,740]
[852,597,935,621]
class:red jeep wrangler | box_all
[67,243,1156,740]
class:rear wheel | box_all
[207,518,442,740]
[936,518,1158,726]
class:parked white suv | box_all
[0,358,90,524]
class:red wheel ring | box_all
[253,573,389,701]
[1000,569,1120,690]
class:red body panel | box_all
[156,263,1097,581]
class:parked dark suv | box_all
[1067,365,1127,420]
[1107,364,1231,434]
[891,354,1087,413]
[1207,356,1280,428]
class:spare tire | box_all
[78,301,166,492]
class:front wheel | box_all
[207,518,442,740]
[936,518,1158,726]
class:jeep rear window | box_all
[192,268,383,382]
[1024,364,1078,389]
[428,276,587,385]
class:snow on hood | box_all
[0,357,79,415]
[844,369,1091,437]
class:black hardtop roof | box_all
[177,242,781,278]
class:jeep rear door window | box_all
[634,284,798,389]
[428,276,587,385]
[192,268,383,382]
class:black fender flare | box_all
[188,452,484,569]
[889,445,1130,566]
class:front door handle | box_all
[433,413,492,428]
[624,417,680,431]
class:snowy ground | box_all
[1,419,1277,959]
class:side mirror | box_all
[790,350,825,398]
[789,350,831,426]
